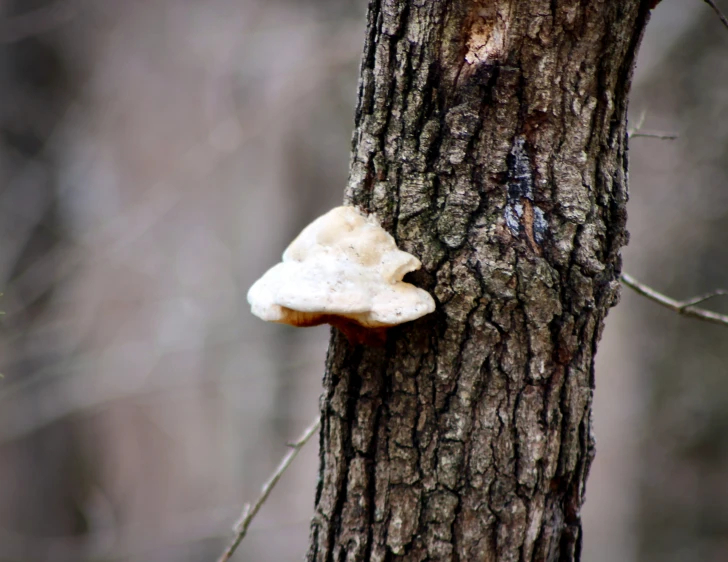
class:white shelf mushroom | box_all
[247,206,436,344]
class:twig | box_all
[621,273,728,328]
[703,0,728,31]
[680,288,728,308]
[628,110,647,135]
[216,415,321,562]
[627,111,677,140]
[629,131,678,140]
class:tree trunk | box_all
[307,1,650,560]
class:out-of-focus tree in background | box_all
[0,1,725,561]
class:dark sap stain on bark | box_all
[504,136,546,252]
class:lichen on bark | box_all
[308,1,650,560]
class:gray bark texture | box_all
[307,1,650,561]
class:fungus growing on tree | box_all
[247,206,435,344]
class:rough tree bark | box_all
[308,1,650,560]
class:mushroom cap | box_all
[247,206,435,329]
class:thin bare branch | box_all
[621,272,728,328]
[680,288,728,308]
[217,415,321,562]
[703,0,728,31]
[628,110,646,136]
[627,111,677,140]
[630,131,678,140]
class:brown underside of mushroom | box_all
[278,307,389,346]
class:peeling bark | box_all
[307,1,650,560]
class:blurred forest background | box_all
[0,0,726,561]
